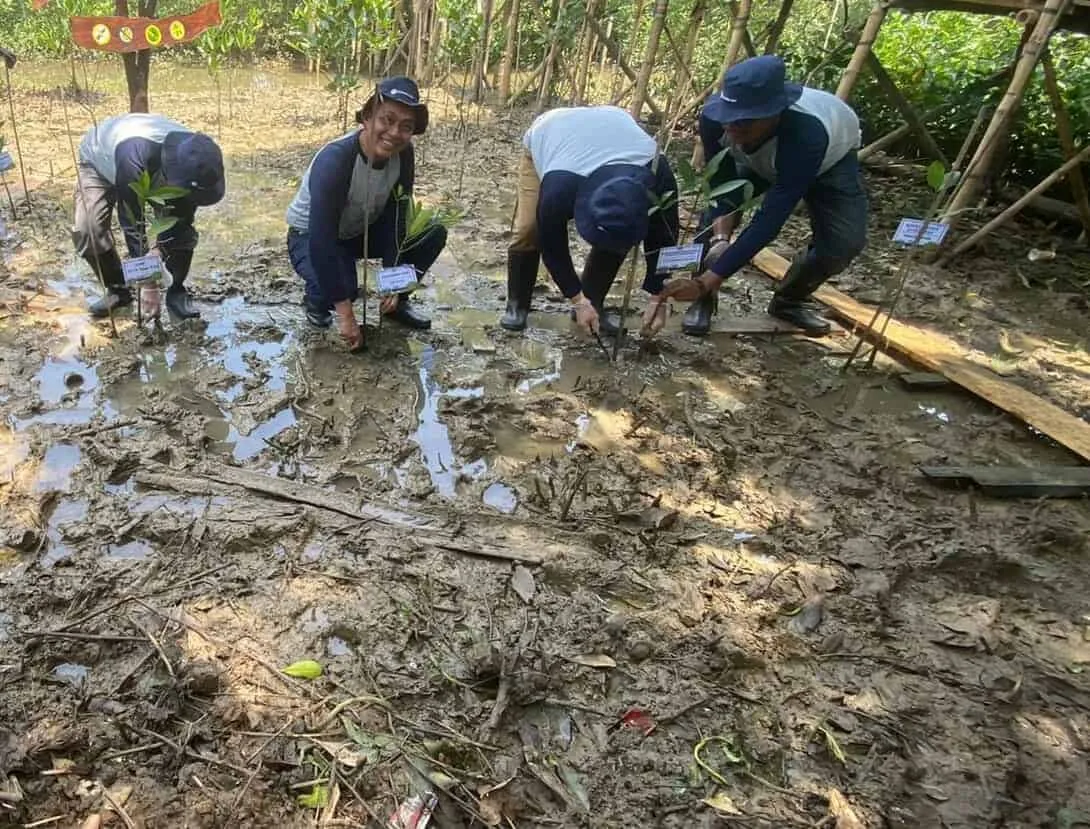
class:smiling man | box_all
[286,76,446,349]
[664,55,867,336]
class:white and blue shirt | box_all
[700,87,862,278]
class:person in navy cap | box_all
[73,113,225,319]
[661,55,867,336]
[286,76,446,349]
[500,105,679,336]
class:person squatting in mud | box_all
[499,105,680,337]
[72,113,226,319]
[661,55,868,337]
[286,76,448,350]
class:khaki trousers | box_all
[510,151,540,252]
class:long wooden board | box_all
[921,465,1090,498]
[751,248,1090,463]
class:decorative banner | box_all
[70,2,221,53]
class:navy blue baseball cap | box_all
[162,131,225,206]
[362,76,429,135]
[575,165,654,253]
[702,55,803,125]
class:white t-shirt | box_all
[78,113,186,183]
[523,106,656,178]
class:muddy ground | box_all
[1,61,1089,828]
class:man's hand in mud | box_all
[661,271,723,303]
[334,301,364,350]
[379,294,399,315]
[641,295,667,337]
[572,296,600,335]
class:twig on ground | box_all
[100,790,136,829]
[21,630,145,643]
[128,616,175,679]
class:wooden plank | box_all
[921,465,1090,497]
[136,463,546,565]
[751,248,1090,463]
[899,372,951,389]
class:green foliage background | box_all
[1,0,1087,184]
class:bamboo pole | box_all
[472,0,495,102]
[858,122,912,161]
[507,54,549,104]
[864,52,948,166]
[498,0,521,100]
[574,0,600,104]
[939,144,1090,264]
[724,0,752,70]
[631,0,668,119]
[836,2,887,100]
[764,0,796,54]
[943,0,1072,221]
[586,17,665,119]
[1041,48,1090,238]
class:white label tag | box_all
[656,243,705,273]
[0,151,13,173]
[122,253,163,284]
[893,218,949,246]
[375,264,418,295]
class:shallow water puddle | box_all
[41,498,90,567]
[16,357,110,430]
[106,540,153,561]
[412,345,487,497]
[228,406,298,462]
[52,663,89,687]
[34,443,82,493]
[482,481,518,514]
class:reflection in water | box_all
[35,444,82,493]
[413,346,486,497]
[107,540,153,560]
[42,499,90,567]
[230,407,298,462]
[53,663,89,686]
[16,357,113,429]
[483,482,518,514]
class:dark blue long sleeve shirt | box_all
[112,137,198,258]
[699,111,829,279]
[537,164,678,298]
[287,132,415,304]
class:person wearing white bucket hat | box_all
[663,55,867,337]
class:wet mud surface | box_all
[1,63,1089,828]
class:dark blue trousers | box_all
[287,218,447,308]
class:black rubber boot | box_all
[84,249,132,318]
[682,292,717,336]
[385,292,431,330]
[767,261,831,336]
[163,249,200,319]
[304,297,333,328]
[500,249,540,331]
[579,248,626,336]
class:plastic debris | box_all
[386,791,438,829]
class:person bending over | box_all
[73,113,225,319]
[665,55,867,336]
[500,105,679,337]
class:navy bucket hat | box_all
[162,131,225,206]
[359,76,430,135]
[702,55,803,125]
[575,164,654,253]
